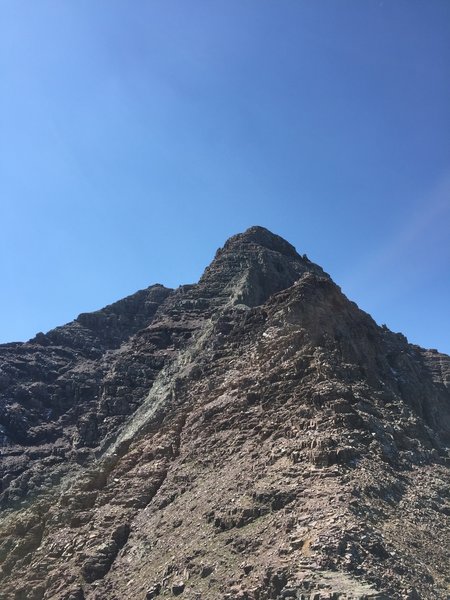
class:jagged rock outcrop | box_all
[0,226,449,600]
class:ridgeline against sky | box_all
[1,227,449,598]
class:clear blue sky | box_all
[1,1,449,354]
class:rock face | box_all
[0,226,449,600]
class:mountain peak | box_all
[1,229,449,600]
[199,226,326,309]
[223,225,299,259]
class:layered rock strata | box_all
[0,227,449,600]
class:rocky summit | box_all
[0,226,449,600]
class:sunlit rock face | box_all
[0,227,449,600]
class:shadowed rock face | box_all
[0,226,449,600]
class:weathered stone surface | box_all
[0,226,449,600]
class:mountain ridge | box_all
[0,227,449,600]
